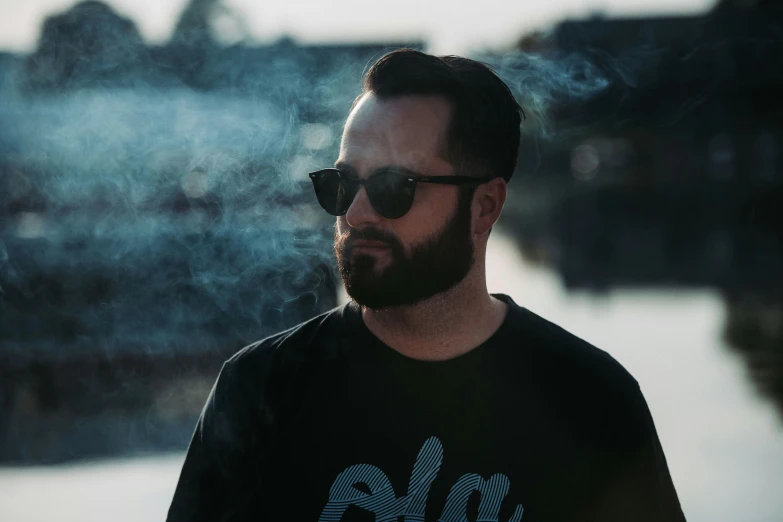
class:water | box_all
[0,453,184,522]
[1,231,782,521]
[483,232,783,522]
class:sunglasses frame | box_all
[308,168,490,219]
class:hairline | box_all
[348,91,488,182]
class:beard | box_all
[334,193,475,310]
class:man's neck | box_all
[360,277,508,362]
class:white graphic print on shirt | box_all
[318,436,525,522]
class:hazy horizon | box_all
[1,0,714,55]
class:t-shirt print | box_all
[318,436,526,522]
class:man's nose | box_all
[344,186,382,227]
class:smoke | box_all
[0,77,346,364]
[486,49,613,140]
[0,0,674,368]
[0,3,381,458]
[0,42,629,364]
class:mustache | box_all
[337,229,400,249]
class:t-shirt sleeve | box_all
[579,382,687,522]
[167,355,274,522]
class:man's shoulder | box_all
[514,304,639,392]
[512,305,649,440]
[225,303,348,371]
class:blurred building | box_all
[507,1,782,294]
[0,0,419,463]
[504,0,783,420]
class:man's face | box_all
[333,94,475,310]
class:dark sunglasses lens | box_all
[311,170,356,216]
[368,172,415,219]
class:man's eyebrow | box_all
[333,161,425,179]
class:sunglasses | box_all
[308,168,488,219]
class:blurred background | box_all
[0,0,782,521]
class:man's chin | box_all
[343,278,406,310]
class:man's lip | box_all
[351,241,391,248]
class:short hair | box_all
[354,48,525,184]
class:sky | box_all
[1,0,715,55]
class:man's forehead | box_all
[339,94,453,173]
[346,93,451,130]
[338,142,436,172]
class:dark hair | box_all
[355,48,525,185]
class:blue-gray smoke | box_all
[0,72,347,364]
[0,39,621,366]
[486,49,612,139]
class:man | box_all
[168,49,686,522]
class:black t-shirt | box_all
[168,293,686,522]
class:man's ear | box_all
[473,177,507,235]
